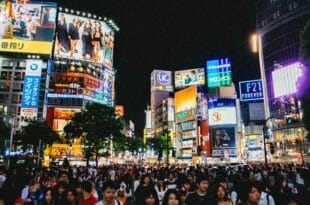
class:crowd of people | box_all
[0,161,309,205]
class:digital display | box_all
[211,127,236,148]
[206,58,232,88]
[175,86,197,123]
[272,62,302,98]
[239,79,263,101]
[0,1,57,54]
[174,68,205,89]
[48,68,114,107]
[54,12,114,68]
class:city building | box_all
[256,0,310,162]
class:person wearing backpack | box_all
[95,180,122,205]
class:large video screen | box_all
[175,68,205,89]
[0,1,57,54]
[272,62,302,98]
[54,12,114,68]
[211,127,235,148]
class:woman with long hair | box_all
[214,184,234,205]
[154,177,167,205]
[135,174,155,205]
[40,188,54,205]
[142,189,160,205]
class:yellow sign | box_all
[175,85,197,122]
[0,39,52,55]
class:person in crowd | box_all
[214,184,234,205]
[154,176,167,205]
[165,172,178,190]
[40,188,54,205]
[135,174,155,205]
[238,181,261,205]
[78,180,98,205]
[15,198,24,205]
[95,180,122,205]
[185,174,216,205]
[142,189,160,205]
[271,176,292,204]
[66,189,78,205]
[54,182,67,205]
[162,189,182,205]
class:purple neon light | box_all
[272,62,302,98]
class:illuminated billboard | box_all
[206,58,232,88]
[20,60,42,124]
[175,86,197,123]
[272,62,302,98]
[175,68,205,89]
[211,127,236,148]
[208,99,237,126]
[54,12,114,68]
[0,1,57,55]
[239,79,263,101]
[48,68,114,106]
[151,70,173,92]
[54,108,80,120]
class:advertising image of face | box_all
[213,128,234,148]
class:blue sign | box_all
[239,79,263,101]
[21,76,41,108]
[157,71,169,85]
[29,63,39,71]
[206,58,232,88]
[207,98,236,109]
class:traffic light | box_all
[270,143,275,155]
[158,148,163,160]
[172,149,176,157]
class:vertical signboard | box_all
[20,60,42,125]
[206,58,232,88]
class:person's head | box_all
[196,175,209,193]
[102,180,118,203]
[60,172,69,183]
[44,188,54,203]
[168,172,174,181]
[57,182,67,195]
[81,180,93,194]
[141,174,151,186]
[157,177,164,187]
[143,189,159,205]
[162,189,181,205]
[66,189,76,204]
[215,184,227,199]
[239,181,261,204]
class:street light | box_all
[250,33,271,120]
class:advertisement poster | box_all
[0,1,57,54]
[175,68,205,89]
[54,12,114,68]
[175,85,197,123]
[208,98,237,126]
[211,127,236,148]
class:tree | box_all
[15,119,60,157]
[123,136,145,154]
[64,103,124,167]
[298,19,310,140]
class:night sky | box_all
[56,0,260,135]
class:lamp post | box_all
[7,115,17,169]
